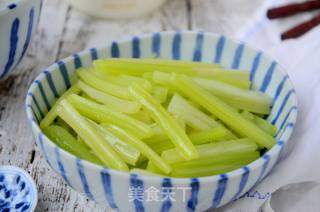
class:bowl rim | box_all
[25,31,298,184]
[0,0,36,15]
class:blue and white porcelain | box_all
[25,31,298,211]
[0,166,37,211]
[0,0,42,80]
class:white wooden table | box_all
[0,0,264,211]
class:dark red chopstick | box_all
[281,13,320,40]
[267,0,320,19]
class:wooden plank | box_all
[0,0,70,211]
[189,0,264,36]
[35,0,188,211]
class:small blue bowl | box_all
[0,166,37,212]
[0,0,42,80]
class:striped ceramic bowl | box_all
[0,0,42,80]
[25,31,297,211]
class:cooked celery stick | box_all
[161,139,258,164]
[102,124,172,174]
[241,111,277,135]
[153,72,268,114]
[173,75,276,149]
[173,151,259,168]
[151,86,168,103]
[57,100,128,171]
[193,68,250,89]
[188,126,227,144]
[130,168,164,177]
[67,94,153,138]
[173,114,186,132]
[149,126,227,154]
[152,70,250,91]
[192,78,272,114]
[254,115,277,136]
[129,84,198,160]
[88,121,140,165]
[119,75,152,92]
[146,161,163,174]
[40,84,80,129]
[143,124,168,144]
[168,94,219,130]
[94,58,251,87]
[55,117,72,132]
[170,161,251,178]
[129,109,154,124]
[43,125,102,165]
[78,81,141,114]
[97,74,153,93]
[94,58,221,75]
[77,70,133,100]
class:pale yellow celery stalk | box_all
[40,84,80,129]
[128,84,198,160]
[161,139,258,164]
[102,124,172,174]
[173,75,276,149]
[56,100,128,171]
[77,70,133,100]
[78,81,141,114]
[67,94,153,138]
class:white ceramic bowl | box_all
[26,31,298,211]
[0,0,42,80]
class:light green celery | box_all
[241,111,277,135]
[168,93,218,130]
[40,84,80,129]
[94,58,250,89]
[143,124,168,144]
[99,74,153,93]
[152,70,250,90]
[172,151,259,168]
[55,117,72,132]
[173,115,186,132]
[88,121,140,165]
[93,58,221,76]
[119,75,153,92]
[188,126,227,145]
[130,168,164,177]
[78,81,141,114]
[193,68,251,89]
[57,100,128,171]
[129,109,154,124]
[67,94,153,138]
[129,84,198,160]
[151,86,168,103]
[77,70,133,100]
[43,125,102,165]
[149,126,228,154]
[170,161,251,178]
[153,72,267,113]
[173,75,276,149]
[161,138,258,164]
[192,77,272,114]
[146,161,163,174]
[102,124,172,174]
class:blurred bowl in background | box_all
[69,0,167,19]
[0,0,42,80]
